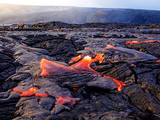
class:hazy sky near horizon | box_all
[0,0,160,10]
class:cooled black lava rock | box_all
[126,42,160,58]
[0,23,160,120]
[0,46,19,120]
[12,34,87,63]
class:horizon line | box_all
[0,3,160,11]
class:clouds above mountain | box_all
[0,0,160,10]
[0,4,160,25]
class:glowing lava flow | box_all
[40,56,126,91]
[20,87,37,97]
[69,55,82,64]
[13,53,126,99]
[40,58,74,77]
[12,87,48,97]
[125,40,160,45]
[4,52,12,55]
[93,53,105,64]
[103,34,108,38]
[56,96,79,106]
[104,45,117,49]
[71,55,99,75]
[103,76,126,91]
[155,59,160,64]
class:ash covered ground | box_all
[0,22,160,120]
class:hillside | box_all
[0,4,160,24]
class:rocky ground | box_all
[0,23,160,120]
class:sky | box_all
[0,0,160,10]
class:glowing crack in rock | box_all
[125,40,160,45]
[4,52,12,55]
[103,76,126,91]
[73,85,80,91]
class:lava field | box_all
[0,23,160,120]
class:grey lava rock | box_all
[0,23,160,120]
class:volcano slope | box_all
[0,23,160,120]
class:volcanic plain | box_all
[0,22,160,120]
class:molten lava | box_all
[13,87,48,97]
[20,87,37,97]
[84,48,92,50]
[21,43,27,46]
[35,92,49,97]
[125,40,160,45]
[40,58,74,77]
[4,52,12,55]
[73,85,80,91]
[13,51,127,100]
[71,55,99,75]
[104,45,117,49]
[131,64,136,67]
[69,55,82,64]
[56,96,79,106]
[12,88,24,93]
[155,59,160,64]
[34,75,38,80]
[103,34,108,38]
[103,75,126,91]
[93,53,105,64]
[40,55,126,92]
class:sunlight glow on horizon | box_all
[0,0,98,7]
[0,0,160,10]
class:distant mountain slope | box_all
[0,4,160,24]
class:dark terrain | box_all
[0,22,160,120]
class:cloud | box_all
[0,0,160,10]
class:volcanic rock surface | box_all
[0,23,160,120]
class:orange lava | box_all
[103,34,108,38]
[73,85,80,91]
[40,58,74,77]
[40,56,126,91]
[56,96,79,106]
[34,75,38,80]
[4,52,12,55]
[69,55,82,64]
[13,87,48,97]
[21,43,27,46]
[55,29,60,31]
[35,93,49,97]
[155,59,160,63]
[125,40,160,45]
[93,53,105,64]
[20,87,37,97]
[103,75,126,91]
[84,48,92,50]
[131,64,136,67]
[12,89,23,93]
[104,45,117,49]
[71,55,99,75]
